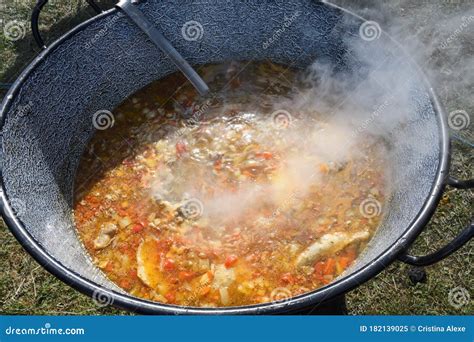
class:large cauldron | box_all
[0,0,472,314]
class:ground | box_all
[0,0,472,315]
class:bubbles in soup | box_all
[73,61,386,307]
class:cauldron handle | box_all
[31,0,102,50]
[398,176,473,266]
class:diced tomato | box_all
[116,206,129,216]
[224,255,238,268]
[281,273,295,284]
[175,141,187,156]
[163,258,176,271]
[314,261,325,275]
[119,279,132,290]
[165,292,176,302]
[128,268,138,279]
[132,223,144,233]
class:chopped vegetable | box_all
[224,255,238,268]
[74,61,386,307]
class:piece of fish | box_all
[136,238,165,290]
[295,230,370,267]
[93,223,118,250]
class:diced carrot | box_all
[105,262,114,273]
[337,256,351,270]
[224,255,238,268]
[206,270,214,282]
[178,271,194,281]
[323,258,336,275]
[200,286,211,296]
[211,293,220,302]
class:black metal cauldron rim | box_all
[0,3,450,315]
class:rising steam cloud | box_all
[148,0,473,228]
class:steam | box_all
[148,1,473,230]
[331,0,474,135]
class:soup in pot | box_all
[73,61,387,307]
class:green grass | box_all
[0,0,472,315]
